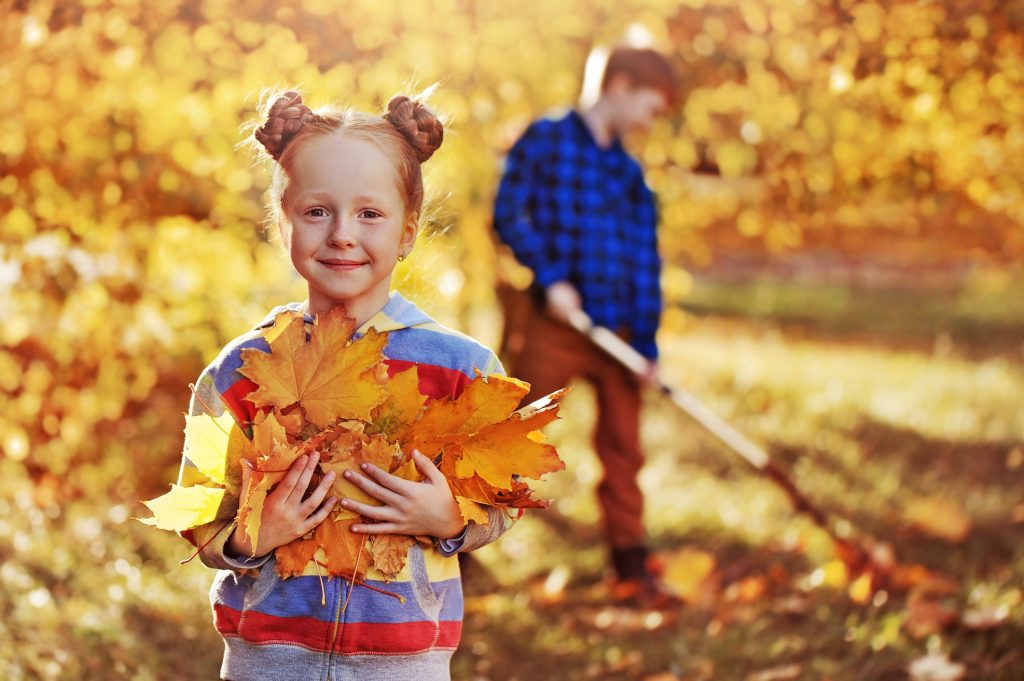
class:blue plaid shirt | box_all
[493,110,662,359]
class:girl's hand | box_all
[340,450,466,539]
[227,451,337,558]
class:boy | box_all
[493,46,679,607]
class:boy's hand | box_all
[227,452,337,559]
[340,450,466,540]
[545,281,583,324]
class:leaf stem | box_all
[340,536,366,614]
[179,520,232,565]
[188,384,232,437]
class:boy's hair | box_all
[600,46,679,107]
[252,90,443,244]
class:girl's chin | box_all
[309,284,389,313]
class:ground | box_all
[3,293,1022,680]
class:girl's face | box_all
[281,131,416,321]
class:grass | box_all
[455,311,1024,680]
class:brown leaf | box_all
[368,534,415,581]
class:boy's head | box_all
[589,46,678,136]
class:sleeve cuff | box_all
[435,524,471,557]
[216,522,274,570]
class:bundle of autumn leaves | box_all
[141,307,566,581]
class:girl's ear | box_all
[400,213,419,253]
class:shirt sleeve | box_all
[435,351,523,556]
[177,364,272,572]
[492,122,569,288]
[627,173,662,360]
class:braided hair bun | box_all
[255,91,316,161]
[383,95,444,163]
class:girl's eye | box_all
[307,207,328,218]
[358,209,382,219]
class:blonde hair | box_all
[252,90,444,246]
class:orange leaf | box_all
[239,307,388,427]
[454,403,565,488]
[404,374,530,452]
[368,534,415,581]
[276,515,369,579]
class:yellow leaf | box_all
[140,484,225,531]
[662,547,717,603]
[239,307,388,427]
[455,496,489,526]
[183,411,247,486]
[369,365,426,439]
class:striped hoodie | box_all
[177,292,518,681]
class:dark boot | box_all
[610,545,682,610]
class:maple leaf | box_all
[276,514,369,579]
[140,484,226,531]
[369,534,416,580]
[452,403,565,489]
[182,411,248,487]
[238,307,388,427]
[238,440,303,551]
[455,496,490,526]
[402,374,531,455]
[367,365,426,440]
[450,473,549,509]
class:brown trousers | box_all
[500,286,646,549]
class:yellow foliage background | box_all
[2,0,1023,678]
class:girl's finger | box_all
[286,451,320,505]
[298,496,337,535]
[360,462,416,494]
[274,454,309,500]
[340,498,397,521]
[351,522,401,535]
[412,450,445,484]
[344,469,403,506]
[239,460,253,496]
[301,470,336,516]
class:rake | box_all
[565,310,893,583]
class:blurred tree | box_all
[1,1,1023,676]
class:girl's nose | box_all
[327,217,357,248]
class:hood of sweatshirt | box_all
[254,291,433,336]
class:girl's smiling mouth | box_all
[318,258,367,270]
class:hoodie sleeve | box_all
[177,363,272,572]
[435,350,524,556]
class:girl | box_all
[177,90,515,681]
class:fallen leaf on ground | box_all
[905,495,972,543]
